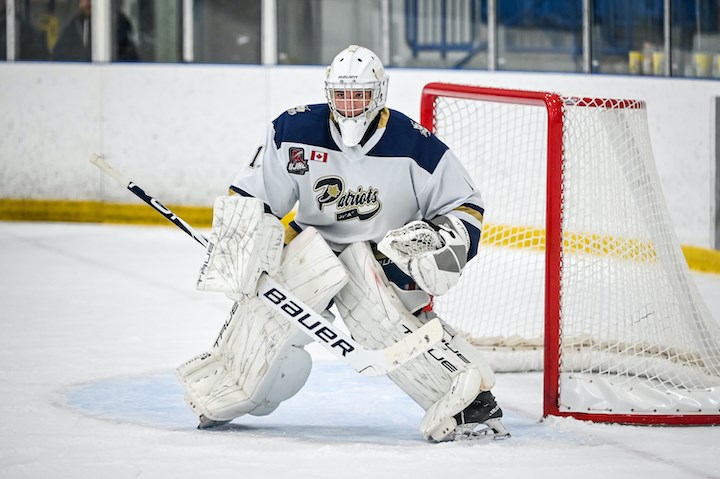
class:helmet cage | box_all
[325,82,383,122]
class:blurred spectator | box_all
[0,0,49,60]
[52,0,139,62]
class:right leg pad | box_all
[333,242,497,440]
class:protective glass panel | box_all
[496,0,583,73]
[193,0,261,64]
[276,0,384,65]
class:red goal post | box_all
[420,82,720,425]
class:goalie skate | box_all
[450,391,510,441]
[436,391,510,441]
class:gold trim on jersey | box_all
[454,205,484,224]
[377,108,390,129]
[284,221,300,245]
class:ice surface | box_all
[1,222,719,479]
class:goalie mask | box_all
[325,45,389,147]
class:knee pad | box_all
[248,341,313,416]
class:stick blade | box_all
[356,318,444,377]
[384,317,444,367]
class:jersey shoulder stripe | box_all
[272,104,338,150]
[367,109,449,174]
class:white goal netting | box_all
[427,85,720,421]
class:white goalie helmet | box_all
[325,45,389,147]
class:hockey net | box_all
[421,83,720,424]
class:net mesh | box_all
[428,87,720,417]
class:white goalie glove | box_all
[378,215,471,296]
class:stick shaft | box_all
[91,154,207,248]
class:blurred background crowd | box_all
[1,0,719,78]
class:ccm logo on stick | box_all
[263,288,354,356]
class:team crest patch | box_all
[412,121,431,137]
[287,147,308,175]
[314,176,382,221]
[287,105,310,115]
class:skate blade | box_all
[453,418,511,441]
[197,415,231,430]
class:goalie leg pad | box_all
[176,298,311,421]
[178,227,348,422]
[419,366,483,441]
[335,243,495,404]
[334,243,495,429]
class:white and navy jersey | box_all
[231,103,484,260]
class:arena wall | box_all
[0,63,718,254]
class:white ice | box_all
[1,221,719,479]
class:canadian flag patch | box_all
[310,150,328,162]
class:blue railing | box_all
[405,0,483,58]
[404,0,719,68]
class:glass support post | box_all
[663,0,672,76]
[487,0,497,70]
[91,0,111,62]
[6,0,15,61]
[582,0,592,73]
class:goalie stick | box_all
[89,154,443,376]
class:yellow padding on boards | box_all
[483,224,658,261]
[0,198,299,228]
[482,223,720,274]
[682,245,720,274]
[1,198,718,274]
[0,198,214,227]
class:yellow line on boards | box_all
[0,198,215,227]
[482,223,720,274]
[1,198,718,274]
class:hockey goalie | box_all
[176,45,509,442]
